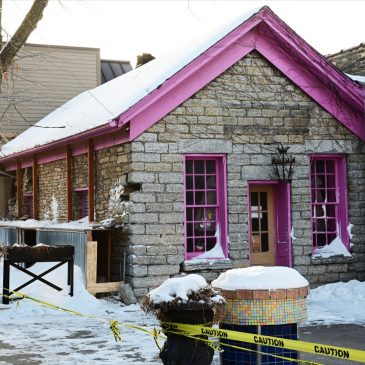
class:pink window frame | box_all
[183,154,228,260]
[309,155,349,251]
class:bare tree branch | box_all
[0,0,48,73]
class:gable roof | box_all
[1,6,364,162]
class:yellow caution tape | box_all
[163,322,365,363]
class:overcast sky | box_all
[4,1,365,67]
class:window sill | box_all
[181,258,233,272]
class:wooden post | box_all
[66,145,73,221]
[88,139,95,222]
[86,241,98,287]
[32,156,39,220]
[16,160,23,218]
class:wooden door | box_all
[249,186,276,266]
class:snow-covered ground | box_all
[0,262,364,364]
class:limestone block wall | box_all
[95,144,132,221]
[125,51,365,297]
[327,43,365,76]
[72,154,88,189]
[38,159,67,221]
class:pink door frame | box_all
[247,180,292,267]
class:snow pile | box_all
[193,244,225,260]
[306,280,365,325]
[0,8,260,158]
[312,237,352,259]
[212,266,309,290]
[147,274,209,304]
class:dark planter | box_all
[159,301,215,365]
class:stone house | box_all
[0,7,364,298]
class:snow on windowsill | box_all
[312,237,352,259]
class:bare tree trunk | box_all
[0,0,48,73]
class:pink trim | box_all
[183,154,228,260]
[310,155,349,251]
[120,7,364,141]
[3,131,130,171]
[247,181,292,267]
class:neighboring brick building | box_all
[0,7,364,298]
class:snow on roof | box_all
[0,8,260,158]
[212,266,309,290]
[346,73,365,84]
[147,274,209,304]
[0,217,95,231]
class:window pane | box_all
[195,175,205,189]
[316,160,325,173]
[316,175,325,188]
[327,205,336,218]
[327,189,336,203]
[186,191,193,205]
[206,208,216,221]
[206,160,216,174]
[206,175,216,188]
[207,191,216,205]
[327,219,337,233]
[206,237,216,251]
[194,209,203,221]
[317,189,326,202]
[326,160,335,173]
[316,219,326,232]
[260,192,267,210]
[195,191,205,205]
[252,218,259,232]
[187,239,194,252]
[261,233,269,252]
[186,208,193,221]
[316,233,327,247]
[194,160,204,174]
[261,212,268,231]
[195,238,205,252]
[186,175,193,189]
[186,160,193,174]
[327,174,336,188]
[187,223,193,237]
[251,192,258,206]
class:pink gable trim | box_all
[121,8,364,142]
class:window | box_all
[184,155,227,260]
[73,188,89,220]
[310,156,349,250]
